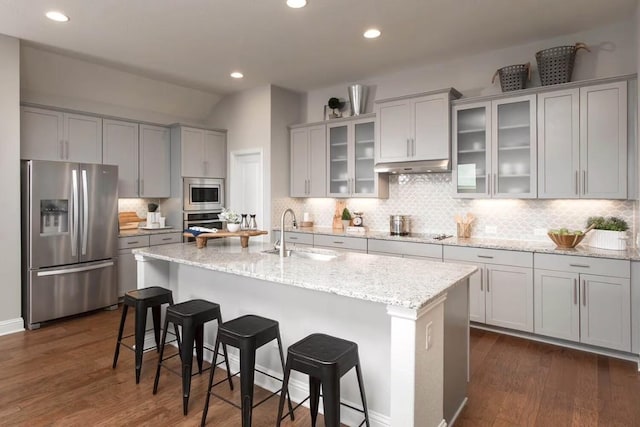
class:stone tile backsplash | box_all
[272,174,637,242]
[118,198,163,218]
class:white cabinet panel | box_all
[140,124,170,197]
[103,119,139,198]
[534,269,580,341]
[290,124,326,197]
[179,126,227,178]
[413,95,449,160]
[117,250,137,297]
[64,113,102,163]
[203,130,226,178]
[20,107,64,161]
[290,128,310,197]
[376,100,411,161]
[181,127,206,177]
[485,264,533,332]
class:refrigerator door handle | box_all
[81,169,89,255]
[71,169,79,257]
[36,260,115,277]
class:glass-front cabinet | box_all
[453,95,536,198]
[327,115,387,198]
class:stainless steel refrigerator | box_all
[21,160,119,330]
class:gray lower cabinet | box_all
[313,234,367,253]
[444,246,534,332]
[367,239,442,261]
[117,233,182,297]
[534,253,631,352]
[272,231,314,248]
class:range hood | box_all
[374,159,450,174]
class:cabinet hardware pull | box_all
[582,170,587,194]
[486,268,490,292]
[161,238,172,241]
[289,237,298,240]
[412,138,416,157]
[486,173,490,194]
[582,279,586,306]
[575,170,579,195]
[307,179,310,194]
[333,241,344,244]
[493,173,497,194]
[573,278,578,305]
[407,139,410,157]
[480,272,483,291]
[60,140,64,160]
[127,241,140,245]
[477,255,494,259]
[141,179,144,195]
[569,264,589,268]
[65,141,69,159]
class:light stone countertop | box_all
[134,241,478,310]
[275,226,640,261]
[119,227,181,238]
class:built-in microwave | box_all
[183,177,225,212]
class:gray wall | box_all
[0,34,22,331]
[270,86,302,200]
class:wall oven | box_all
[183,177,224,212]
[183,211,225,243]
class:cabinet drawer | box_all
[534,253,630,278]
[313,234,368,251]
[273,231,314,246]
[118,235,150,249]
[368,239,442,259]
[150,233,183,246]
[443,245,532,268]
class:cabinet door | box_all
[580,274,631,351]
[534,269,580,341]
[203,130,226,178]
[485,264,533,332]
[117,250,138,297]
[492,95,536,198]
[308,125,327,197]
[413,93,449,160]
[20,107,64,161]
[290,127,309,197]
[580,82,627,199]
[453,102,491,198]
[537,89,580,199]
[140,124,170,198]
[448,260,485,323]
[376,99,411,162]
[181,127,205,177]
[64,113,102,163]
[352,119,376,196]
[102,119,139,198]
[327,123,350,197]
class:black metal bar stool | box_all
[153,299,233,415]
[201,314,294,427]
[112,286,175,384]
[276,333,370,427]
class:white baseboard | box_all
[438,419,447,427]
[448,397,467,426]
[0,317,25,336]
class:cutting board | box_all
[119,211,145,229]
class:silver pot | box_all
[390,215,411,236]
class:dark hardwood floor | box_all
[1,308,640,426]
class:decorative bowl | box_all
[227,223,241,233]
[547,232,585,249]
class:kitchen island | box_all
[134,241,477,427]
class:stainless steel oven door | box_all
[183,178,224,211]
[183,214,225,243]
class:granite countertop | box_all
[276,226,640,261]
[119,227,181,238]
[134,241,477,310]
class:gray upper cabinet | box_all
[179,126,226,178]
[580,81,627,199]
[21,106,102,163]
[453,95,537,199]
[538,81,628,199]
[103,121,170,198]
[139,124,171,198]
[290,124,326,197]
[375,90,458,163]
[102,119,139,197]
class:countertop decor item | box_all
[536,42,590,86]
[585,216,628,250]
[547,224,594,249]
[333,200,347,229]
[218,207,241,224]
[341,207,352,229]
[147,203,158,212]
[119,211,145,229]
[491,63,530,92]
[327,97,344,119]
[348,84,368,116]
[454,212,475,238]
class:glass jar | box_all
[248,214,257,230]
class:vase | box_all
[342,220,350,230]
[227,223,241,233]
[348,84,368,116]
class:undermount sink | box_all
[262,248,341,261]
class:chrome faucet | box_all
[279,208,297,258]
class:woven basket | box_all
[536,42,590,86]
[492,63,530,92]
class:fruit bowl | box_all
[547,231,585,249]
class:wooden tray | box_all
[184,230,268,249]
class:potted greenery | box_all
[341,208,352,230]
[585,216,629,251]
[218,207,241,232]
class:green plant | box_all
[341,208,352,220]
[586,216,628,232]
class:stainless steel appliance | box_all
[390,215,411,236]
[183,211,225,242]
[183,177,224,212]
[21,160,119,330]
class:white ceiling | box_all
[0,0,636,97]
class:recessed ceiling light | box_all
[286,0,307,8]
[363,28,381,39]
[230,72,244,79]
[46,11,70,22]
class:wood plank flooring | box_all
[1,309,640,426]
